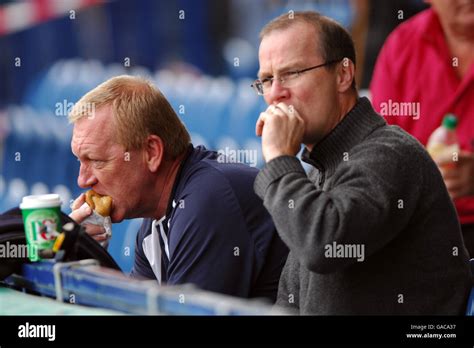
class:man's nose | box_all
[265,79,290,105]
[77,163,97,188]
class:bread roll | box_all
[85,190,113,217]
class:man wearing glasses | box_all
[252,11,472,314]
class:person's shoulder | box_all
[175,153,257,215]
[382,9,434,52]
[393,9,433,34]
[339,125,432,191]
[181,145,259,194]
[360,122,430,164]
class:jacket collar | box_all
[301,97,386,177]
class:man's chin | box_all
[110,212,124,224]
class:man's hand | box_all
[69,193,108,242]
[69,193,90,223]
[437,151,474,200]
[256,102,305,162]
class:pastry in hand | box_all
[85,190,113,217]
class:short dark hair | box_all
[260,11,356,90]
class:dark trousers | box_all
[462,224,474,259]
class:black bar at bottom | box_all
[1,316,474,345]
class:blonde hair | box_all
[69,75,190,159]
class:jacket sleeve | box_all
[254,143,423,274]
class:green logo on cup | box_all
[20,194,62,262]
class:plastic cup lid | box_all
[20,194,62,209]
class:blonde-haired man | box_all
[69,75,288,301]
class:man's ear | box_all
[336,58,356,93]
[144,135,164,172]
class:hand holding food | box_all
[69,190,113,247]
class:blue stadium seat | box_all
[4,178,28,211]
[190,132,210,149]
[0,176,5,212]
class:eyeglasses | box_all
[251,59,342,96]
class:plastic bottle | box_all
[426,114,459,167]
